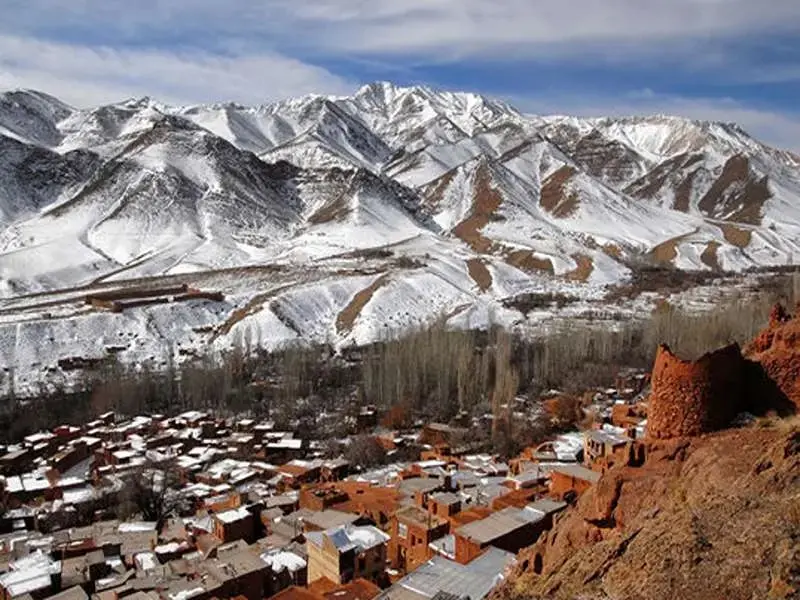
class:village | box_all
[0,369,651,600]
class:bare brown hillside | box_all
[495,423,800,600]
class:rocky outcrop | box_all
[495,424,800,600]
[745,303,800,411]
[647,306,799,440]
[647,343,746,439]
[492,310,800,600]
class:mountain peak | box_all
[0,88,74,124]
[118,95,166,112]
[0,81,799,384]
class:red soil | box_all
[745,303,800,411]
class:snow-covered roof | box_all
[134,552,159,572]
[0,551,61,598]
[260,549,307,573]
[118,521,157,533]
[308,524,390,554]
[215,507,251,524]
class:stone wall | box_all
[647,343,746,439]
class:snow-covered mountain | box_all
[0,82,799,389]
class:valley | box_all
[1,83,800,391]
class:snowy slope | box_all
[0,82,799,388]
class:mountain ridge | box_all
[0,81,799,390]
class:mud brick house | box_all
[523,499,568,534]
[387,506,449,573]
[398,476,450,510]
[583,429,631,470]
[196,532,223,559]
[266,438,306,464]
[0,507,36,533]
[614,368,649,397]
[264,494,299,515]
[214,507,257,544]
[306,525,390,585]
[0,450,34,476]
[271,587,321,600]
[296,509,368,533]
[3,472,53,505]
[203,550,270,600]
[427,493,461,519]
[610,403,647,429]
[508,467,548,491]
[321,459,351,482]
[404,461,453,481]
[453,506,549,564]
[279,460,323,487]
[164,575,222,600]
[316,578,381,600]
[548,464,601,498]
[49,442,91,475]
[300,486,350,512]
[260,548,308,596]
[154,540,193,564]
[336,493,401,529]
[0,551,62,600]
[52,425,82,441]
[46,586,89,600]
[144,432,177,450]
[160,548,267,600]
[418,424,468,448]
[490,488,541,511]
[204,491,243,514]
[378,548,516,600]
[273,579,381,600]
[299,482,401,528]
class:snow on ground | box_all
[0,83,799,390]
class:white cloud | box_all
[0,4,797,152]
[0,34,352,107]
[5,0,798,62]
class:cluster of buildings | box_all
[0,372,650,600]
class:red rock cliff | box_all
[745,303,800,411]
[647,343,746,439]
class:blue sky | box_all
[2,0,800,149]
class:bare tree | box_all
[345,435,388,470]
[117,458,186,528]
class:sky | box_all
[1,1,800,150]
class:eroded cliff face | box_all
[746,304,800,411]
[496,425,800,600]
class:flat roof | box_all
[395,506,447,529]
[429,492,460,505]
[525,498,568,516]
[455,507,534,544]
[585,430,629,446]
[550,464,602,483]
[215,507,252,524]
[380,547,515,600]
[398,478,445,495]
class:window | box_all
[398,523,408,539]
